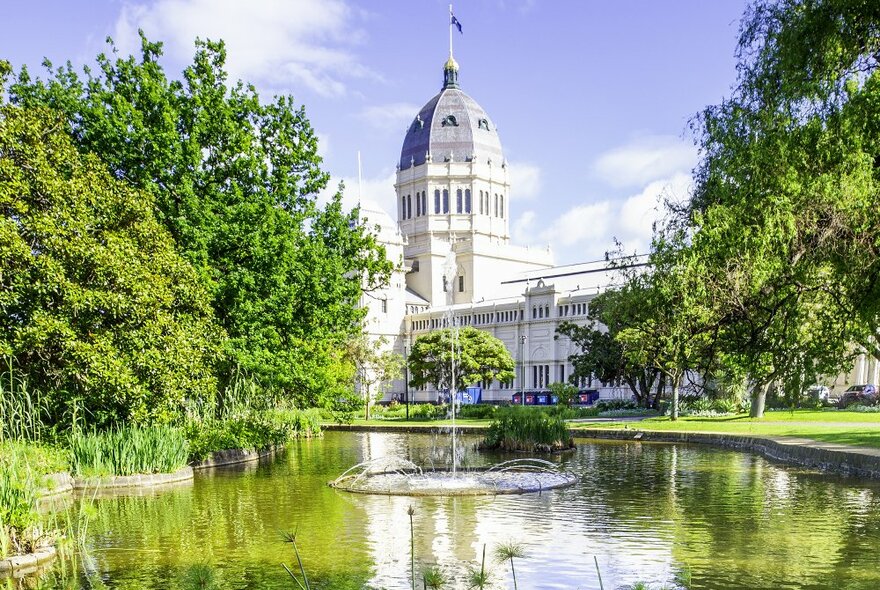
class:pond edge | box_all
[324,423,880,479]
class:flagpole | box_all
[449,4,453,58]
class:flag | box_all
[451,14,463,33]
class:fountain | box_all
[331,247,577,496]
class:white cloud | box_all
[315,132,331,160]
[114,0,369,97]
[320,169,397,215]
[534,172,694,262]
[507,162,541,201]
[511,210,537,244]
[358,102,420,132]
[593,135,696,189]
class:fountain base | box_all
[330,458,577,496]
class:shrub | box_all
[456,404,499,420]
[846,404,880,413]
[185,408,322,460]
[68,426,189,477]
[595,399,637,412]
[481,407,573,452]
[598,408,660,418]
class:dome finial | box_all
[443,55,459,89]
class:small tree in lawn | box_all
[408,327,515,395]
[548,382,578,407]
[345,333,403,420]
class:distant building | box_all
[360,55,633,403]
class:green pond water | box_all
[27,431,880,589]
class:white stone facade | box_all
[360,57,633,403]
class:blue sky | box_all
[2,0,748,264]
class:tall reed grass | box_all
[481,407,573,452]
[0,445,41,558]
[68,426,189,477]
[0,361,50,443]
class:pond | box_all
[37,431,880,589]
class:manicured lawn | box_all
[570,410,880,449]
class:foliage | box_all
[455,404,499,420]
[8,34,392,407]
[184,407,321,460]
[595,399,637,412]
[845,404,880,413]
[548,382,578,407]
[481,407,573,453]
[557,287,665,409]
[68,425,189,477]
[0,447,39,557]
[494,542,526,590]
[0,363,50,443]
[0,102,221,427]
[598,408,660,418]
[682,0,879,417]
[344,333,403,420]
[408,327,515,392]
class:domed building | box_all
[364,55,626,403]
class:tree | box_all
[557,285,666,409]
[345,333,403,420]
[548,382,578,407]
[0,100,221,426]
[8,34,393,406]
[616,243,719,420]
[683,0,873,415]
[408,327,515,394]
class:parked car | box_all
[837,384,878,409]
[805,385,830,404]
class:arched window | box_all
[407,194,412,219]
[465,189,471,213]
[499,194,504,218]
[401,196,406,219]
[443,189,449,213]
[434,190,441,214]
[494,194,499,217]
[479,190,484,214]
[416,192,421,216]
[456,189,463,213]
[422,192,427,215]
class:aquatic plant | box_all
[68,425,189,477]
[408,505,416,590]
[467,544,491,589]
[494,541,526,590]
[0,361,50,443]
[422,566,447,589]
[282,530,311,590]
[481,407,573,452]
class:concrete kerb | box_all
[190,447,276,470]
[0,546,56,577]
[71,466,194,492]
[324,423,880,480]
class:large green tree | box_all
[684,0,874,415]
[557,285,666,409]
[9,35,392,404]
[408,327,515,394]
[0,95,221,425]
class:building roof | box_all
[399,60,504,170]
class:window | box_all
[456,189,463,213]
[407,194,412,219]
[559,364,565,382]
[465,189,471,213]
[422,192,427,215]
[532,306,536,319]
[458,276,464,292]
[545,305,550,317]
[434,190,441,213]
[494,194,499,216]
[381,299,387,313]
[416,193,421,216]
[538,306,543,319]
[479,190,484,214]
[500,195,504,218]
[401,196,406,219]
[443,189,449,213]
[442,275,447,292]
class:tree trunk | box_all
[652,372,666,409]
[750,381,769,418]
[670,375,681,421]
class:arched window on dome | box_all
[434,190,440,214]
[500,194,504,218]
[423,192,427,216]
[465,189,471,213]
[443,189,449,213]
[407,194,412,219]
[401,196,406,219]
[416,192,421,216]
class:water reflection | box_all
[21,432,880,590]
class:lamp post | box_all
[519,334,527,406]
[404,343,410,420]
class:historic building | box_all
[360,55,630,403]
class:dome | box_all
[399,61,504,170]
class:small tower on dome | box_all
[443,55,459,89]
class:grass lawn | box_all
[570,409,880,449]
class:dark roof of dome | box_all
[399,63,504,170]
